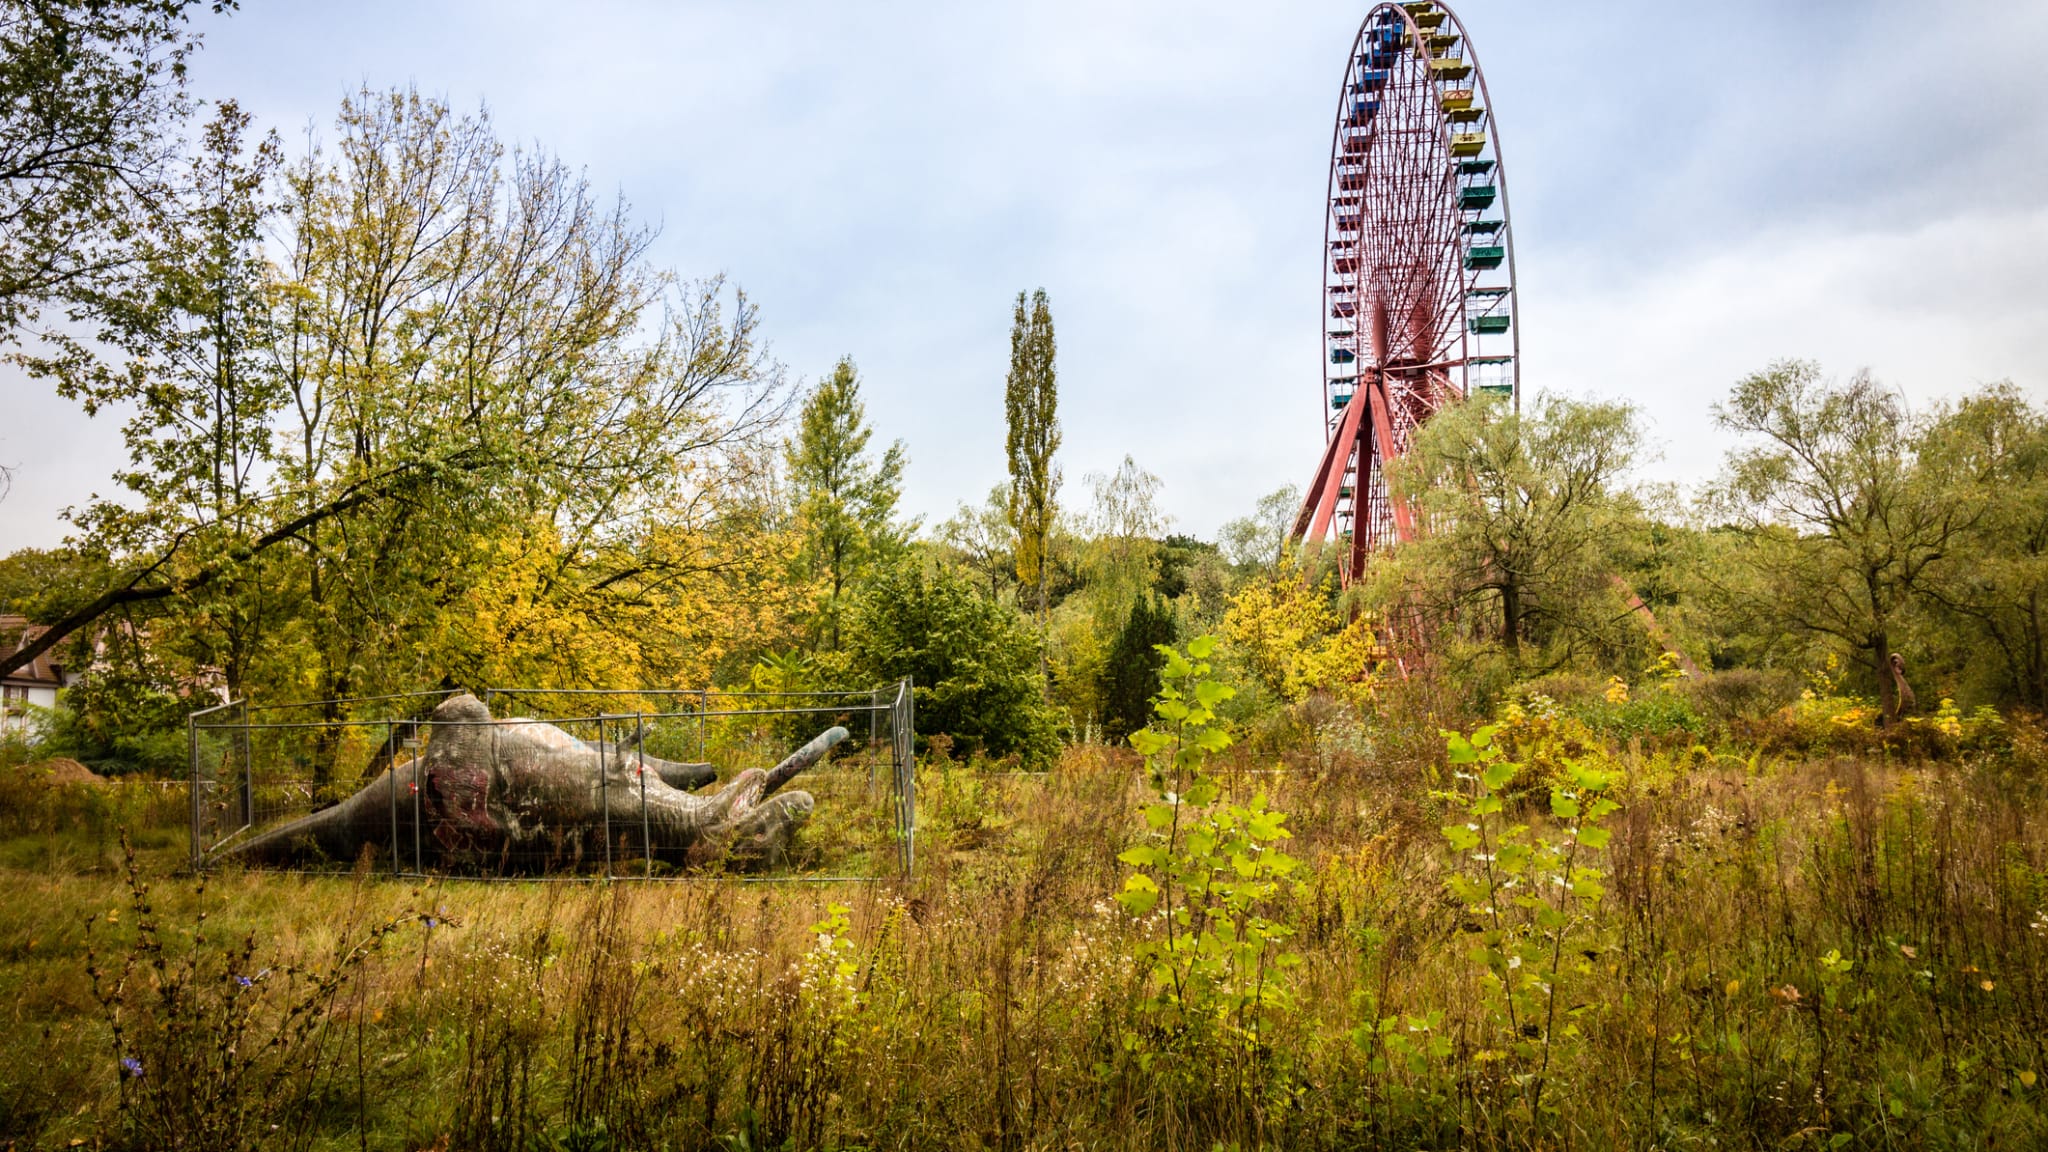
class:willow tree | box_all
[1004,288,1060,663]
[1917,385,2048,708]
[1709,362,1975,720]
[1381,392,1642,666]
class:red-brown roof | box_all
[1,615,65,687]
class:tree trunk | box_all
[1501,579,1522,660]
[1038,551,1050,699]
[1870,630,1896,726]
[2031,589,2047,712]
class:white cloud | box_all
[1529,204,2048,488]
[3,0,2044,551]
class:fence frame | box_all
[190,680,915,881]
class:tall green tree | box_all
[786,356,907,650]
[1381,392,1642,665]
[1005,288,1061,664]
[1708,362,1975,719]
[0,0,225,335]
[1915,384,2048,708]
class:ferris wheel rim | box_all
[1305,0,1518,570]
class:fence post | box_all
[897,677,915,879]
[238,702,253,831]
[906,677,916,878]
[639,712,651,878]
[600,716,613,878]
[188,713,201,872]
[388,730,401,877]
[867,687,879,791]
[413,728,424,875]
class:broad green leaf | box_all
[1442,824,1481,852]
[1116,875,1160,916]
[1576,826,1612,849]
[1129,729,1172,756]
[1481,761,1516,791]
[1551,791,1581,819]
[1118,845,1166,868]
[1186,635,1216,659]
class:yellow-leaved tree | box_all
[1221,558,1382,706]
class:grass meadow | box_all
[2,696,2047,1151]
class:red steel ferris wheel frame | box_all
[1293,0,1519,584]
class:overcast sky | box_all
[4,0,2045,549]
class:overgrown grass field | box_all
[3,688,2047,1150]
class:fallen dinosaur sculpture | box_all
[224,693,846,873]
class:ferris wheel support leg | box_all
[1367,376,1415,543]
[1297,387,1369,543]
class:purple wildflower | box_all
[236,975,252,988]
[119,1057,143,1079]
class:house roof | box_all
[1,615,65,687]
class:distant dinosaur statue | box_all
[223,693,844,873]
[1886,652,1918,725]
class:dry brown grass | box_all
[1,729,2045,1149]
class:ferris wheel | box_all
[1293,0,1518,581]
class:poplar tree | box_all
[1005,289,1061,651]
[788,356,907,650]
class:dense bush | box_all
[1685,666,1803,729]
[1097,592,1176,742]
[38,669,192,777]
[845,559,1061,766]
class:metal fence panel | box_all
[190,681,915,881]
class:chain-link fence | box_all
[190,682,914,880]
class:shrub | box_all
[845,559,1060,767]
[1098,592,1176,742]
[1684,667,1803,731]
[1117,636,1303,1126]
[40,669,192,777]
